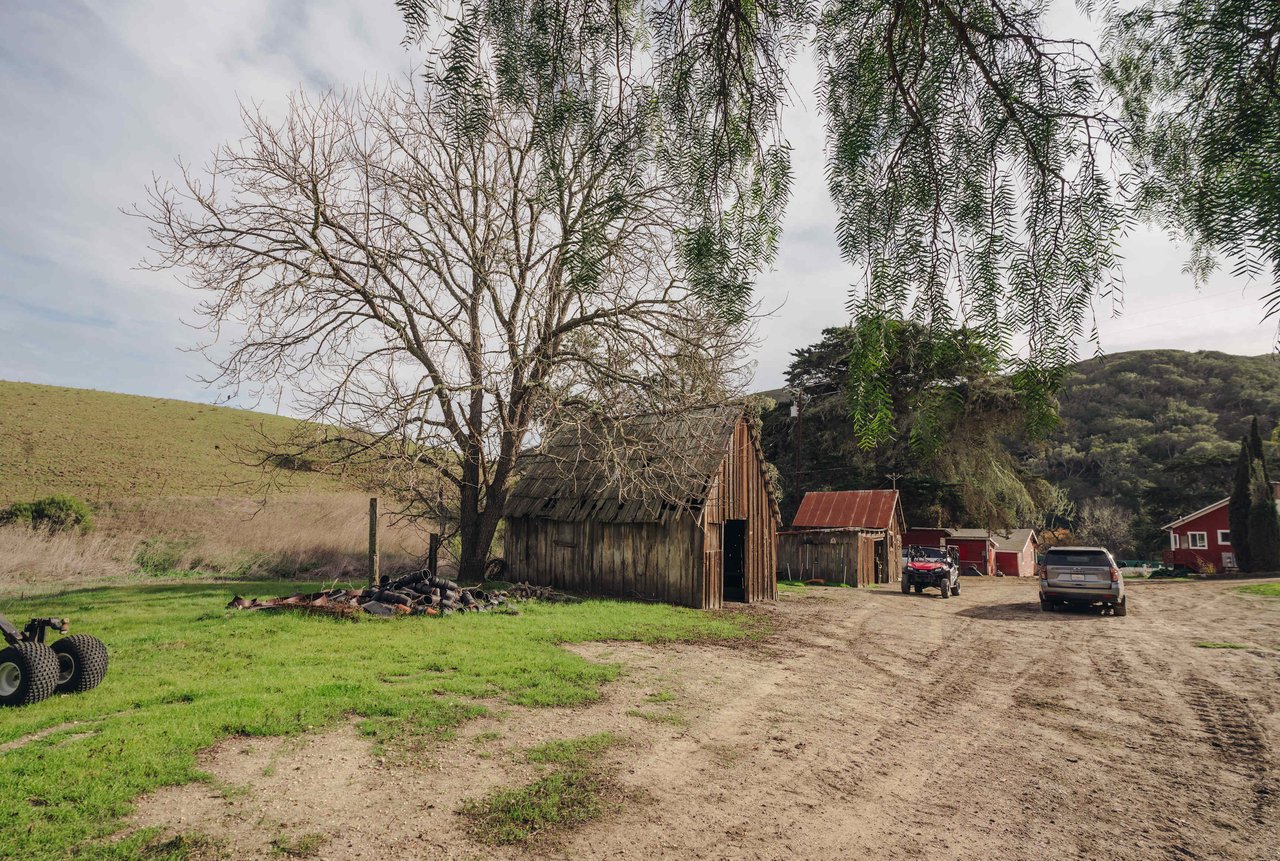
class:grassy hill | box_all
[1037,349,1280,547]
[0,380,347,505]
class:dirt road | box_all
[136,578,1280,860]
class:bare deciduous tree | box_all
[139,67,751,580]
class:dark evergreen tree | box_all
[1250,416,1269,482]
[1247,457,1280,573]
[1228,436,1253,572]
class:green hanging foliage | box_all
[1104,0,1280,311]
[396,1,1132,420]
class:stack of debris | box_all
[226,569,578,617]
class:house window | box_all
[1218,530,1231,545]
[1188,532,1208,550]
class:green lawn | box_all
[0,583,747,860]
[1238,582,1280,598]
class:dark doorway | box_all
[723,519,747,602]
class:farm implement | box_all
[0,613,108,707]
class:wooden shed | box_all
[503,405,780,609]
[778,490,905,586]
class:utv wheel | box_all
[951,582,961,596]
[1114,597,1128,617]
[914,584,924,594]
[51,634,109,694]
[901,579,910,594]
[940,581,951,599]
[0,642,60,707]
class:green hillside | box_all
[1038,349,1280,546]
[0,381,346,504]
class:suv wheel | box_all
[1040,597,1052,612]
[1114,596,1128,617]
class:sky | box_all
[1,0,1276,411]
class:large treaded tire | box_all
[940,581,951,599]
[901,578,910,594]
[951,581,961,596]
[51,634,109,694]
[1114,596,1128,617]
[0,642,60,707]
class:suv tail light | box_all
[1110,567,1120,582]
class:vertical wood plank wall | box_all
[503,415,778,609]
[699,417,778,608]
[777,531,879,587]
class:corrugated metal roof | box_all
[792,490,899,530]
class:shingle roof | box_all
[504,405,758,525]
[792,490,900,531]
[946,528,1037,551]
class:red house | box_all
[1161,482,1280,573]
[945,529,998,576]
[991,529,1038,577]
[903,526,952,549]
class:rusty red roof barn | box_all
[779,490,904,586]
[792,490,902,531]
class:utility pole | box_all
[790,389,804,500]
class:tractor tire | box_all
[51,634,109,694]
[914,584,924,594]
[1115,596,1128,617]
[901,579,910,594]
[0,642,60,707]
[940,581,951,599]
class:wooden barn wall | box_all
[503,513,707,608]
[503,415,778,609]
[777,532,877,587]
[700,416,778,605]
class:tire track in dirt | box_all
[128,578,1280,861]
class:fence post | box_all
[368,497,380,588]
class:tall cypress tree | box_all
[1229,436,1253,572]
[1250,417,1269,480]
[1248,440,1280,573]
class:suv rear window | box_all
[1045,550,1111,567]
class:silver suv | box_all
[1039,546,1127,616]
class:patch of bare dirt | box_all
[131,578,1280,860]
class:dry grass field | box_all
[0,493,431,597]
[0,381,431,595]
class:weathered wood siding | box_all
[698,416,778,607]
[504,514,705,606]
[504,414,778,609]
[777,530,878,587]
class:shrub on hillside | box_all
[0,494,94,534]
